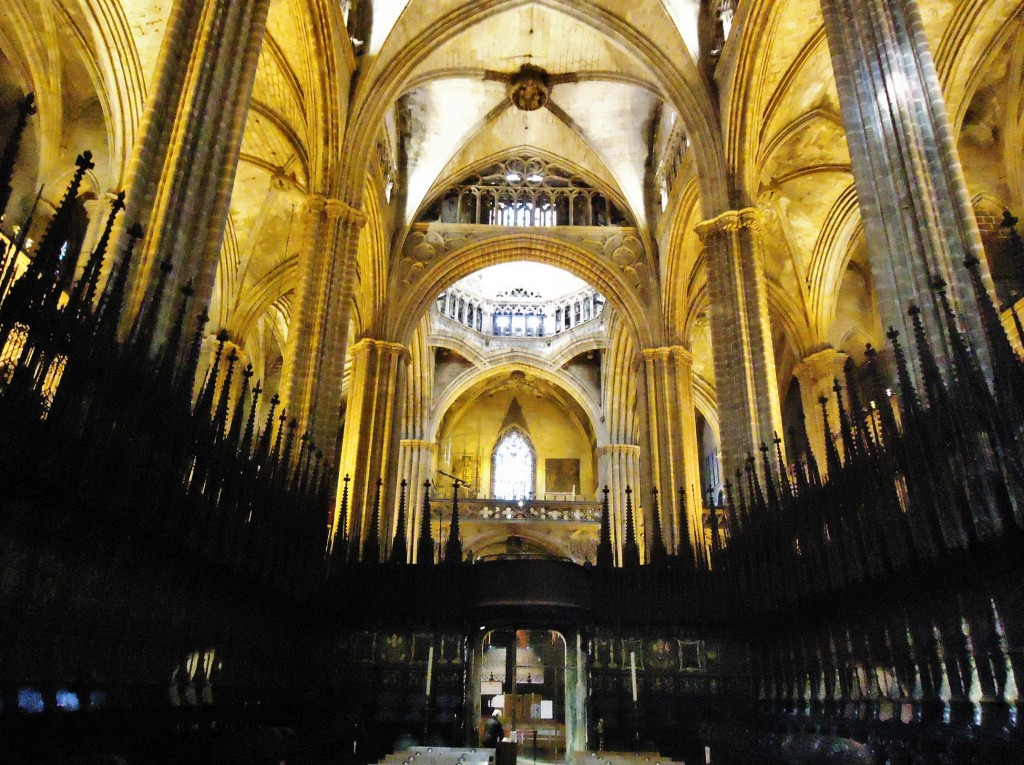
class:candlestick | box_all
[426,644,434,697]
[630,650,637,702]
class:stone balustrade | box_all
[430,498,601,524]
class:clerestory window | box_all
[419,155,629,227]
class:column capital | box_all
[694,207,764,240]
[638,345,693,365]
[400,439,438,451]
[300,194,328,216]
[348,337,410,363]
[300,195,367,229]
[82,192,121,213]
[596,444,642,457]
[324,198,367,229]
[793,347,849,386]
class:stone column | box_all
[638,346,702,555]
[313,202,366,464]
[793,348,849,473]
[123,0,273,354]
[597,444,642,565]
[335,339,410,556]
[280,197,365,456]
[819,0,995,384]
[396,439,437,562]
[695,208,784,479]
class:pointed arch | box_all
[336,0,728,216]
[385,232,657,347]
[491,424,537,500]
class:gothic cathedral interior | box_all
[1,1,1024,763]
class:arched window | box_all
[491,428,535,499]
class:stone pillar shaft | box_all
[597,444,641,565]
[315,205,366,464]
[336,339,409,555]
[638,346,702,555]
[819,0,994,382]
[695,208,784,478]
[281,197,365,461]
[126,0,272,353]
[793,349,849,473]
[396,439,437,562]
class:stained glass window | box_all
[492,429,534,499]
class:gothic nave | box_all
[1,0,1024,762]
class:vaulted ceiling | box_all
[1,0,1021,423]
[392,2,675,228]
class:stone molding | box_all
[348,337,411,363]
[596,444,642,457]
[397,224,652,299]
[399,439,437,451]
[638,345,693,365]
[694,207,763,239]
[325,198,367,228]
[793,348,849,387]
[301,195,366,229]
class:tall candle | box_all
[630,651,638,702]
[426,645,434,697]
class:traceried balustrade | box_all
[430,497,601,523]
[419,156,629,227]
[436,284,604,337]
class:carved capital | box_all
[300,194,328,217]
[349,337,411,363]
[793,348,849,388]
[694,207,764,241]
[400,439,438,451]
[596,443,642,457]
[325,198,367,229]
[639,345,693,366]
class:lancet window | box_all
[420,156,628,227]
[492,428,535,500]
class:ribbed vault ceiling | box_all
[393,1,678,227]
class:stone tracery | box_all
[0,0,1022,759]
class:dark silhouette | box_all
[482,710,504,748]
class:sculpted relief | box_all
[397,226,654,305]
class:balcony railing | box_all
[430,498,601,523]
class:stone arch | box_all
[808,183,862,339]
[490,425,537,499]
[428,360,606,447]
[767,285,814,361]
[548,335,608,368]
[467,527,572,560]
[61,0,148,186]
[358,172,391,331]
[291,0,350,196]
[935,0,1024,133]
[385,233,657,348]
[337,0,728,215]
[682,279,709,348]
[407,145,637,234]
[972,191,1023,303]
[693,373,719,441]
[721,0,799,206]
[227,258,298,341]
[427,331,606,371]
[661,176,704,340]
